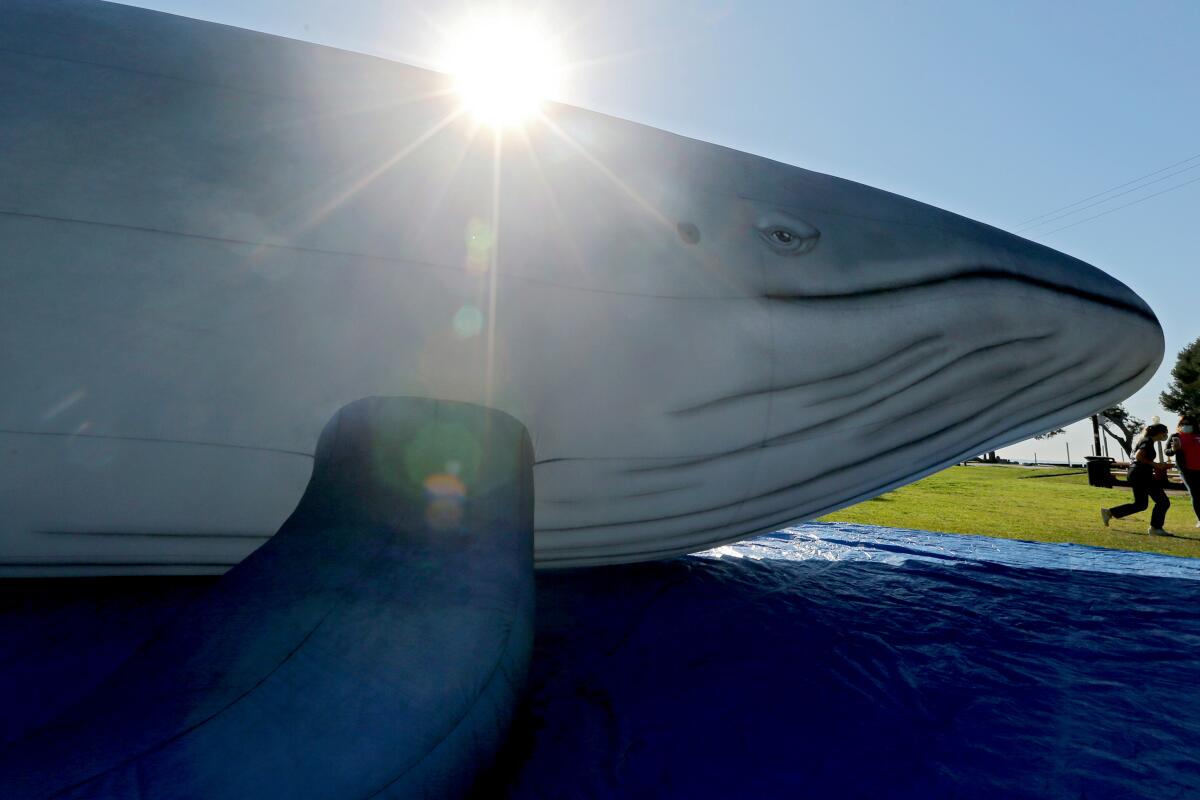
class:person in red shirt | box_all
[1166,414,1200,529]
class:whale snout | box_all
[986,225,1159,328]
[965,225,1165,428]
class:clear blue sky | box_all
[123,1,1199,462]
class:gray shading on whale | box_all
[0,0,1164,572]
[0,396,535,798]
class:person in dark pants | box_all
[1166,414,1200,528]
[1101,423,1173,535]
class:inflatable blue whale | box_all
[0,1,1166,797]
[0,0,1162,574]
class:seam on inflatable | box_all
[0,210,755,301]
[0,45,296,102]
[0,427,314,459]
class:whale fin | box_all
[0,397,535,799]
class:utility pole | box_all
[1066,442,1071,467]
[1091,415,1102,457]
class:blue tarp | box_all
[489,523,1200,799]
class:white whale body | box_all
[0,0,1164,572]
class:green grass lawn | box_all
[819,465,1200,558]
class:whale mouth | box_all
[762,265,1158,325]
[674,259,1158,425]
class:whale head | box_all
[514,109,1164,565]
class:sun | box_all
[446,12,563,128]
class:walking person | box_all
[1101,423,1173,535]
[1166,414,1200,528]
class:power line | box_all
[1016,160,1200,233]
[1035,173,1200,237]
[1013,151,1200,230]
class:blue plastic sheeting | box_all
[714,522,1200,581]
[485,524,1200,799]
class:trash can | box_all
[1085,456,1115,488]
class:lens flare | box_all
[446,11,562,127]
[464,217,494,272]
[452,305,484,338]
[423,472,467,530]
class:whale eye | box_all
[756,213,819,256]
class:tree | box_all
[1097,404,1143,458]
[1160,336,1200,419]
[1033,427,1066,440]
